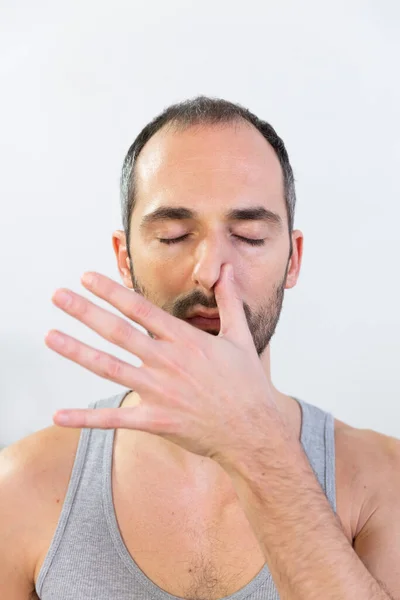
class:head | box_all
[113,96,303,358]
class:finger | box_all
[53,403,178,434]
[215,264,253,343]
[45,329,149,390]
[80,272,196,343]
[52,288,156,362]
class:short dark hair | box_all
[120,95,296,254]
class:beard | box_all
[128,259,289,358]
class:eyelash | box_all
[158,234,265,247]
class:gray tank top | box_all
[35,390,336,600]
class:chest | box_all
[112,468,267,600]
[110,429,356,600]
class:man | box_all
[1,96,399,600]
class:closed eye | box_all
[158,234,265,247]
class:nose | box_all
[191,235,230,292]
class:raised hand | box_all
[45,263,279,466]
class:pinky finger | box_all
[53,404,178,433]
[44,329,146,391]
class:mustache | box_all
[172,291,218,319]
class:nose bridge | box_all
[192,232,229,289]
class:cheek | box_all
[148,261,187,302]
[245,261,287,299]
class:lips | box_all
[186,315,221,330]
[187,310,220,319]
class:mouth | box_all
[185,316,221,331]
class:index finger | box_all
[81,272,196,343]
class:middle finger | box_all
[52,288,156,363]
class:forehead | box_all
[133,121,285,214]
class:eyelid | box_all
[158,234,265,246]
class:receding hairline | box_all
[120,96,296,256]
[136,116,269,154]
[131,117,283,200]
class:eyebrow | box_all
[139,206,283,232]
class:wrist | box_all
[216,415,300,482]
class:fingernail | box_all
[82,272,95,286]
[54,290,72,307]
[55,411,70,425]
[47,331,65,347]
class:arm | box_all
[0,445,38,599]
[222,427,400,600]
[352,433,400,600]
[0,425,79,600]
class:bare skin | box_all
[1,121,398,598]
[0,386,394,600]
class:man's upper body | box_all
[1,386,399,599]
[2,97,399,599]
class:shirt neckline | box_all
[103,390,284,600]
[103,390,307,600]
[101,391,308,600]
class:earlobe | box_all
[284,257,295,289]
[124,257,134,289]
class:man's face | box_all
[126,122,294,357]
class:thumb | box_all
[215,264,251,343]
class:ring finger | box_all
[45,329,150,392]
[51,288,156,363]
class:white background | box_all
[1,0,399,447]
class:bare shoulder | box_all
[0,424,82,590]
[334,416,400,542]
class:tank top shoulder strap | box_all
[35,390,130,595]
[295,397,336,513]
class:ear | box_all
[112,230,134,289]
[285,229,304,289]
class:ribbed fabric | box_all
[36,390,336,599]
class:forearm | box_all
[223,434,390,600]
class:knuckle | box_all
[131,298,153,322]
[183,339,207,360]
[154,413,178,434]
[71,297,89,320]
[103,357,122,380]
[92,349,104,365]
[109,320,132,346]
